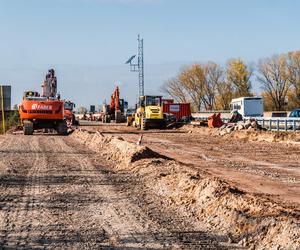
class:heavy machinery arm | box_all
[109,86,120,115]
[41,69,57,98]
[102,86,124,123]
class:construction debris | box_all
[218,119,267,136]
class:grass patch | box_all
[0,110,20,134]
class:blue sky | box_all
[0,0,299,108]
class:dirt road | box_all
[0,134,231,249]
[82,124,300,207]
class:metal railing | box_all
[193,116,300,132]
[255,118,300,132]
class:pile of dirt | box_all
[181,125,215,136]
[130,159,300,249]
[182,125,300,143]
[72,130,166,168]
[73,130,300,249]
[223,130,300,143]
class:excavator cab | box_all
[64,101,78,126]
[64,101,75,111]
[23,91,40,99]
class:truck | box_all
[230,97,263,118]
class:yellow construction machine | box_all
[127,95,166,130]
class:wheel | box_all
[71,114,77,125]
[23,120,34,135]
[132,121,137,127]
[161,120,167,129]
[103,115,111,123]
[57,121,68,135]
[141,118,147,130]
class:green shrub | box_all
[0,110,20,134]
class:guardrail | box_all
[193,116,300,132]
[257,118,300,132]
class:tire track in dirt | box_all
[0,134,232,249]
[51,136,179,249]
[0,136,44,248]
[63,136,233,249]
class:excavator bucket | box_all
[208,113,223,128]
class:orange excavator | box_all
[101,86,126,123]
[110,86,122,123]
[19,69,68,135]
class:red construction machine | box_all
[101,86,126,123]
[19,69,68,135]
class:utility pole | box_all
[125,34,145,97]
[0,86,5,133]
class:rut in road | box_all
[0,135,230,249]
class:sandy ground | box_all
[81,124,300,208]
[71,127,300,249]
[0,134,234,249]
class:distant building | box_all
[0,85,11,111]
[90,105,96,113]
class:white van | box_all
[230,97,263,117]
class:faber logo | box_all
[31,104,53,110]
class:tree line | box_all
[161,51,300,111]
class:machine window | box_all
[146,97,161,106]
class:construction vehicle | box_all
[19,69,68,135]
[101,86,126,123]
[64,101,78,127]
[230,97,263,118]
[128,95,166,130]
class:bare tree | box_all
[77,106,88,114]
[215,81,233,110]
[202,62,224,110]
[287,51,300,106]
[226,59,253,97]
[162,63,225,111]
[257,55,290,111]
[160,78,189,103]
[161,65,204,111]
[178,64,206,111]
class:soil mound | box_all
[73,130,300,249]
[72,130,167,168]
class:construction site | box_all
[1,1,300,249]
[0,55,299,250]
